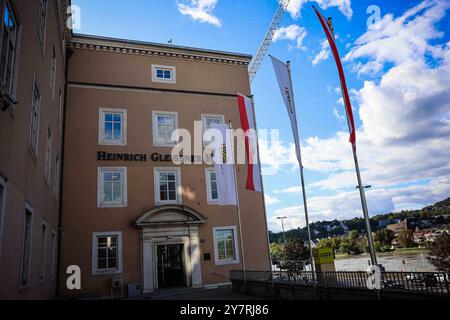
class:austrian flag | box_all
[237,93,262,192]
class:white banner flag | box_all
[270,55,303,166]
[211,123,237,206]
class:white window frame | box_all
[29,77,41,159]
[97,167,127,208]
[19,203,34,290]
[49,45,56,97]
[50,230,56,280]
[151,64,176,84]
[53,153,60,200]
[152,111,179,147]
[154,167,182,205]
[213,226,240,266]
[37,0,47,50]
[92,231,123,276]
[98,108,127,146]
[58,89,63,131]
[44,127,52,185]
[39,220,48,284]
[205,168,219,205]
[0,0,19,96]
[201,114,225,145]
[0,176,6,259]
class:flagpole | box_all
[248,96,274,270]
[228,121,247,284]
[326,15,378,266]
[286,61,316,281]
[353,146,377,265]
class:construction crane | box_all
[248,0,291,84]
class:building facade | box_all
[0,0,70,299]
[58,35,271,297]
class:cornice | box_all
[68,36,251,67]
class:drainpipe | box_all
[55,46,74,297]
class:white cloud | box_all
[267,1,450,230]
[312,39,330,65]
[275,186,302,194]
[177,0,222,27]
[286,0,353,20]
[273,24,307,50]
[268,176,450,231]
[265,194,281,206]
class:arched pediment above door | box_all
[135,205,206,228]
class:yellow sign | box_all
[313,247,334,265]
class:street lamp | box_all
[277,216,288,244]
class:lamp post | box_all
[277,216,288,244]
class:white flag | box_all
[270,55,303,166]
[211,123,237,206]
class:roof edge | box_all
[71,33,253,61]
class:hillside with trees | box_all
[269,197,450,244]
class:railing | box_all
[230,270,450,296]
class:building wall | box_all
[59,36,271,297]
[0,0,68,299]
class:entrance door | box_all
[157,244,185,288]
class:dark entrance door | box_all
[157,244,185,288]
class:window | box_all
[98,108,127,145]
[151,65,176,83]
[50,230,56,280]
[29,79,41,158]
[154,167,181,205]
[39,221,47,283]
[92,231,122,275]
[152,111,178,147]
[19,205,33,289]
[38,0,47,47]
[202,114,225,145]
[53,153,60,199]
[0,0,18,95]
[0,177,6,256]
[44,128,52,184]
[205,168,219,204]
[213,226,240,265]
[97,167,127,208]
[49,45,56,96]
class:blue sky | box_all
[72,0,450,232]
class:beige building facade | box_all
[0,0,70,299]
[58,35,271,297]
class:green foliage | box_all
[282,238,309,273]
[397,230,416,248]
[269,242,284,265]
[427,232,450,273]
[375,229,395,250]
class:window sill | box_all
[97,203,128,208]
[215,260,240,266]
[156,200,182,206]
[98,140,127,146]
[92,269,122,276]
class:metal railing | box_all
[230,270,450,295]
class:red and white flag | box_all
[237,93,262,192]
[313,5,356,148]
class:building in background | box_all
[0,0,70,299]
[58,35,270,297]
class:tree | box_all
[375,229,395,251]
[282,238,309,273]
[427,232,450,273]
[270,242,284,266]
[397,230,416,248]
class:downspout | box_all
[55,46,73,297]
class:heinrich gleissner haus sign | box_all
[96,151,206,163]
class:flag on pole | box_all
[236,93,262,192]
[211,123,237,206]
[313,5,356,148]
[269,55,303,166]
